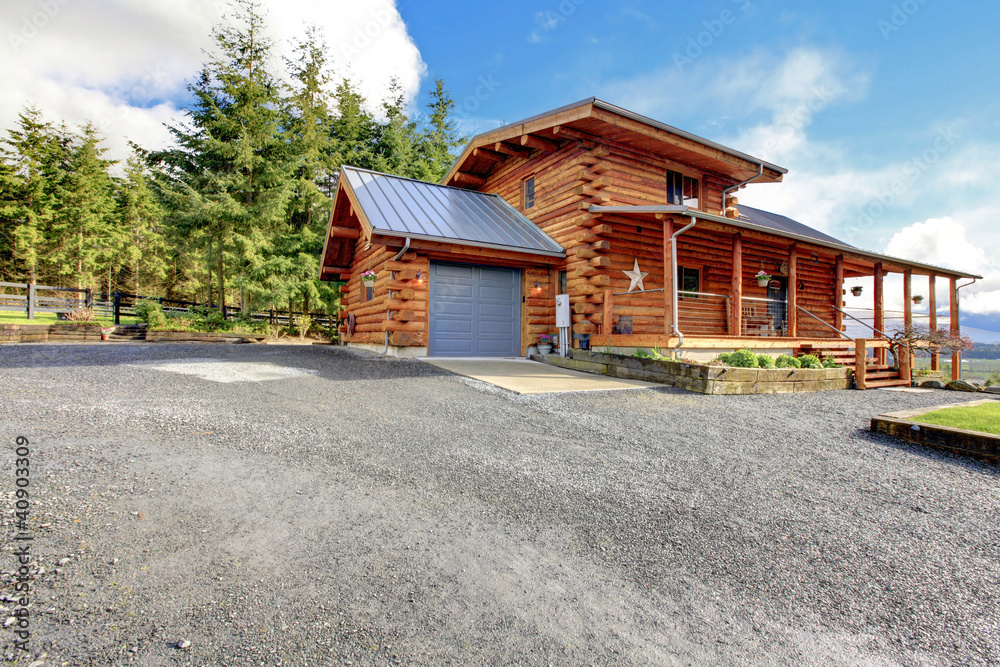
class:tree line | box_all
[0,0,464,317]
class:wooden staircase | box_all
[796,340,910,390]
[106,325,147,342]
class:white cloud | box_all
[0,0,425,165]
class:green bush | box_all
[821,355,840,368]
[775,354,800,368]
[728,348,759,368]
[757,354,775,369]
[797,353,822,369]
[134,299,167,328]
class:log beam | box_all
[663,218,674,334]
[494,141,532,156]
[520,133,560,152]
[834,254,844,334]
[874,263,885,364]
[450,171,486,189]
[472,147,506,163]
[788,244,798,337]
[731,233,742,336]
[928,275,939,371]
[903,269,912,333]
[950,276,960,382]
[328,226,360,239]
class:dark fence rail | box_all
[1,283,337,338]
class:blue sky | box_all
[2,0,997,333]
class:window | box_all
[522,177,535,210]
[666,170,700,209]
[677,266,700,296]
[557,270,567,295]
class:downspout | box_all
[382,237,411,355]
[671,216,697,350]
[721,162,764,215]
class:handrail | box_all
[796,305,852,340]
[832,305,890,339]
[613,288,664,296]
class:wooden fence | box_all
[0,283,337,335]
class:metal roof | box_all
[737,205,854,248]
[342,166,565,257]
[460,97,788,176]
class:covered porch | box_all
[585,206,980,386]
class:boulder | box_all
[985,386,1000,395]
[946,379,981,392]
[920,380,946,389]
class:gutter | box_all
[670,216,698,351]
[721,162,764,215]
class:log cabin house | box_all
[320,98,980,387]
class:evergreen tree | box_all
[2,107,65,284]
[115,154,168,295]
[150,0,292,312]
[48,123,116,289]
[418,79,465,182]
[330,78,377,172]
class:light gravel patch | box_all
[135,358,319,383]
[1,343,998,666]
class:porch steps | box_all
[107,325,147,342]
[864,378,912,388]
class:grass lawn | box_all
[914,402,1000,436]
[0,312,140,325]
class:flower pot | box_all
[851,287,863,296]
[538,344,553,355]
[912,296,923,304]
[757,278,770,287]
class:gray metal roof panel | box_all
[342,166,565,256]
[737,204,854,248]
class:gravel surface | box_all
[1,342,998,666]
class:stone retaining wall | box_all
[872,400,1000,465]
[0,323,103,343]
[535,350,852,394]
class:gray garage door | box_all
[429,263,521,357]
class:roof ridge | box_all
[341,164,504,199]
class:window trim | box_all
[677,265,701,298]
[666,169,702,210]
[522,176,535,210]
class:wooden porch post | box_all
[663,217,674,335]
[928,275,939,371]
[854,338,868,390]
[950,277,960,381]
[787,243,798,336]
[834,254,844,334]
[874,262,885,364]
[903,269,912,332]
[602,289,613,336]
[731,233,742,336]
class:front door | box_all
[767,278,788,335]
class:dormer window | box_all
[522,177,535,210]
[667,170,699,209]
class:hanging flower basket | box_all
[755,270,771,287]
[360,270,377,285]
[850,286,863,296]
[912,295,924,304]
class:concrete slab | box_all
[418,357,657,394]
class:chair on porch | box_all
[742,305,775,336]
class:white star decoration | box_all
[623,258,649,292]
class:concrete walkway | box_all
[418,357,656,394]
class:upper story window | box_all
[522,177,535,210]
[666,170,700,209]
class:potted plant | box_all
[360,270,377,285]
[537,333,553,355]
[755,270,771,287]
[100,326,115,341]
[912,295,924,304]
[851,286,863,296]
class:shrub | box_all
[797,353,822,369]
[714,352,734,365]
[66,306,97,323]
[757,354,775,369]
[134,299,167,328]
[821,355,840,368]
[775,354,800,368]
[728,348,759,368]
[296,315,313,340]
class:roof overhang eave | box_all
[371,228,566,259]
[588,205,982,280]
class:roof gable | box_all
[444,98,787,190]
[341,166,565,257]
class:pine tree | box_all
[115,154,168,295]
[150,0,292,312]
[48,123,116,289]
[2,107,65,285]
[418,79,465,182]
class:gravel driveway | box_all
[1,343,998,666]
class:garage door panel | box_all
[430,262,521,357]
